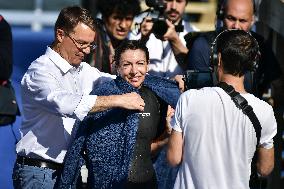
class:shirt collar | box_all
[46,46,83,74]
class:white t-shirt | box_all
[172,87,277,189]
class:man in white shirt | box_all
[167,30,277,189]
[12,6,145,189]
[137,0,198,78]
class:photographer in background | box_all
[135,0,198,78]
[168,29,277,189]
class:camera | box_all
[145,0,184,39]
[184,70,215,90]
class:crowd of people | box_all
[0,0,281,189]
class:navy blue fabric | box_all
[58,74,180,189]
[187,35,253,91]
[187,36,211,72]
[186,31,282,97]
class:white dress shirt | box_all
[16,47,114,163]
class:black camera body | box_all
[184,70,216,90]
[145,0,184,39]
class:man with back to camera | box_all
[167,29,277,189]
[186,0,282,98]
[12,6,145,189]
[88,0,141,74]
[132,0,198,78]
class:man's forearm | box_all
[256,147,274,177]
[170,37,188,70]
[89,92,145,113]
[90,95,120,113]
[167,130,183,166]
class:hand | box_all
[166,105,175,134]
[162,19,179,42]
[173,75,185,92]
[140,17,153,40]
[119,92,145,111]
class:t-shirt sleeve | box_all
[172,92,189,133]
[259,105,277,149]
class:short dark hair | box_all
[54,6,96,34]
[216,29,259,76]
[98,0,141,18]
[114,40,149,65]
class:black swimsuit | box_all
[125,86,160,189]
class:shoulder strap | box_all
[217,82,262,145]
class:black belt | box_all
[16,156,63,171]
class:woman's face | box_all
[117,49,148,89]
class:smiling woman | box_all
[115,41,149,88]
[58,40,181,189]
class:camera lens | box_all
[152,19,168,39]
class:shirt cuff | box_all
[74,94,97,121]
[172,123,182,133]
[260,140,274,149]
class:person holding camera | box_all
[137,0,198,78]
[167,29,277,189]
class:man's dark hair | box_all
[54,6,96,34]
[217,29,259,76]
[98,0,141,18]
[114,40,149,65]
